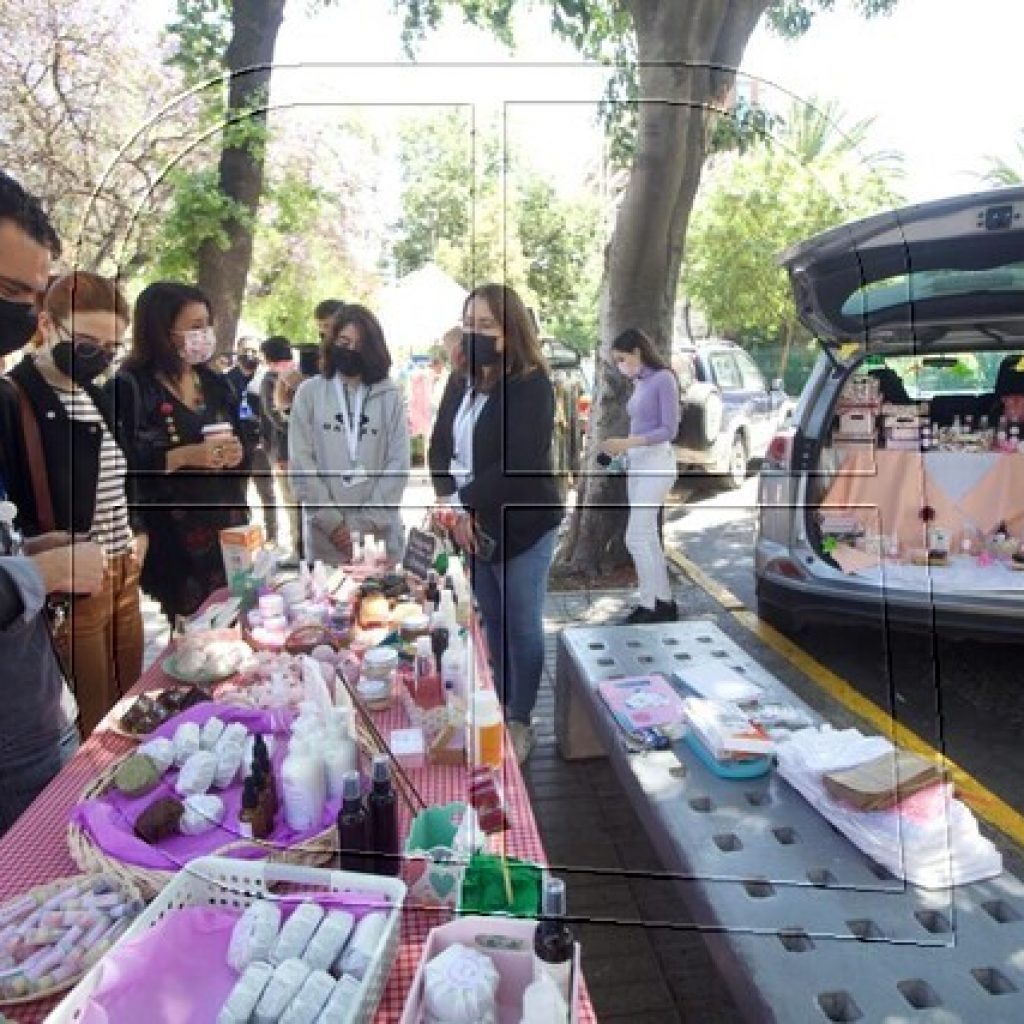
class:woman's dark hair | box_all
[321,304,392,385]
[124,281,212,378]
[611,328,671,373]
[297,345,320,378]
[314,298,345,320]
[261,335,292,363]
[463,283,548,387]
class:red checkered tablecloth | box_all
[0,615,595,1022]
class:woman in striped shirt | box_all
[0,272,145,734]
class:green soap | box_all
[458,853,542,917]
[114,754,162,797]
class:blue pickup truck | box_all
[672,338,793,488]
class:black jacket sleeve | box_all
[458,372,556,513]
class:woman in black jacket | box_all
[428,284,563,764]
[0,271,145,734]
[110,282,252,626]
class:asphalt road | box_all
[663,473,1024,820]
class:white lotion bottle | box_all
[280,738,322,831]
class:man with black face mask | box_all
[0,171,106,834]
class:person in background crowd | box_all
[110,282,253,626]
[296,343,320,379]
[0,272,146,735]
[224,345,279,552]
[224,341,259,399]
[428,284,564,764]
[289,304,410,563]
[0,170,104,833]
[603,328,681,624]
[314,298,345,343]
[259,335,301,563]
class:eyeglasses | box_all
[58,327,125,359]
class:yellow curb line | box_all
[667,547,1024,847]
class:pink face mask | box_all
[178,327,217,365]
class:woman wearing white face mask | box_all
[109,282,252,624]
[603,328,681,624]
[0,271,144,734]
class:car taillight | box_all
[764,429,795,472]
[765,556,809,580]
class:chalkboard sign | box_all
[403,527,437,579]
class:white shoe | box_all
[508,721,535,765]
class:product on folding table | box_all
[45,857,406,1024]
[67,705,342,898]
[398,915,583,1024]
[822,749,948,812]
[0,873,143,1007]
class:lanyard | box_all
[452,387,486,467]
[332,377,367,466]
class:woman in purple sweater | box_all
[603,328,681,623]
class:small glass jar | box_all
[359,647,398,710]
[361,646,399,682]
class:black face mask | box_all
[52,340,114,385]
[461,331,501,374]
[334,346,364,378]
[0,298,39,356]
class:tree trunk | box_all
[196,0,286,352]
[559,0,769,573]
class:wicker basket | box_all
[0,873,144,1007]
[47,857,406,1024]
[68,748,343,900]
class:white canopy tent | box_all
[376,263,468,363]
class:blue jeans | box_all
[471,528,557,725]
[0,721,79,836]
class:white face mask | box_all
[178,326,217,365]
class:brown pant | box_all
[61,551,145,736]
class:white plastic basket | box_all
[46,855,406,1024]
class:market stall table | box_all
[0,617,596,1023]
[555,619,1024,1023]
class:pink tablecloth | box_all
[822,450,1024,549]
[0,614,595,1023]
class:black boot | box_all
[623,604,656,625]
[653,599,678,622]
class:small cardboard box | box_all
[403,801,471,909]
[837,410,876,437]
[219,525,264,585]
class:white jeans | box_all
[624,442,676,608]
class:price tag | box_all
[402,527,437,580]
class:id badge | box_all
[342,465,368,486]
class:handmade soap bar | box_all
[423,942,499,1024]
[113,754,162,798]
[134,797,185,843]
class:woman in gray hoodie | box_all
[288,305,410,563]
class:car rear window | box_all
[709,352,742,389]
[859,351,1024,399]
[841,264,1024,319]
